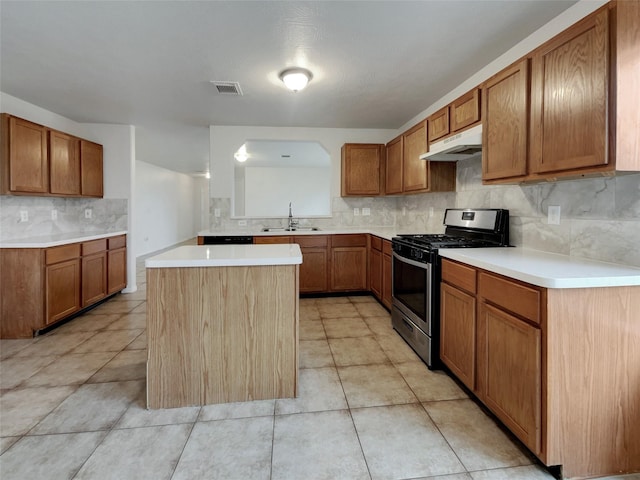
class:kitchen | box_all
[1,1,640,479]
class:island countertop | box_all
[439,247,640,289]
[145,244,303,268]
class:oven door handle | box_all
[392,251,429,270]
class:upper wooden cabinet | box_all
[0,113,104,197]
[385,135,403,195]
[428,88,481,145]
[530,7,609,176]
[341,143,384,196]
[403,120,429,193]
[1,115,49,194]
[484,2,640,183]
[50,130,81,195]
[482,59,530,181]
[81,140,104,197]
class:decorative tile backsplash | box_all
[0,197,128,241]
[211,157,640,267]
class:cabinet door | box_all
[440,283,476,390]
[82,252,107,306]
[428,107,450,142]
[402,121,429,193]
[46,259,81,324]
[385,135,403,195]
[80,140,104,197]
[108,248,127,294]
[482,59,529,181]
[381,240,392,309]
[479,302,541,454]
[530,7,609,175]
[451,88,481,132]
[369,247,382,299]
[299,248,328,293]
[6,116,49,193]
[50,130,81,195]
[330,247,367,291]
[341,143,384,196]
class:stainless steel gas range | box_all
[391,208,510,368]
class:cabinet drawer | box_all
[108,235,126,250]
[46,243,80,265]
[254,236,291,244]
[479,272,542,325]
[82,238,107,256]
[331,234,367,248]
[370,235,382,251]
[442,259,477,294]
[382,240,392,256]
[294,235,328,248]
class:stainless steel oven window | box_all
[391,252,431,331]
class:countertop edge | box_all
[1,231,128,248]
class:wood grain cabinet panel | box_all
[402,120,429,193]
[330,235,367,292]
[440,282,476,390]
[80,140,104,197]
[482,59,530,182]
[294,235,328,293]
[108,248,127,294]
[530,7,609,175]
[49,130,80,195]
[1,115,49,194]
[385,135,403,195]
[381,240,392,309]
[451,88,481,132]
[480,302,541,454]
[369,242,382,299]
[82,252,107,306]
[341,143,384,196]
[46,258,81,324]
[254,236,291,244]
[428,107,450,142]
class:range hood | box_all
[420,124,482,161]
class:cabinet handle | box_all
[402,319,414,333]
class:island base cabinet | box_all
[544,286,640,479]
[147,264,299,408]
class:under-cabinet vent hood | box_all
[420,124,482,161]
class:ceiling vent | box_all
[210,81,243,96]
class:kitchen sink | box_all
[261,227,320,232]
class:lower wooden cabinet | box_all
[381,240,392,309]
[369,236,382,298]
[0,234,127,338]
[296,236,328,293]
[46,258,81,324]
[330,234,367,292]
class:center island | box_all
[145,244,302,409]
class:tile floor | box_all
[1,258,639,480]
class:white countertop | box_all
[197,227,405,242]
[439,247,640,289]
[0,231,127,248]
[145,244,303,268]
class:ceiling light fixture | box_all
[279,68,313,92]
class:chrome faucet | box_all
[288,202,298,230]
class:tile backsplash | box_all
[211,157,640,267]
[0,197,128,241]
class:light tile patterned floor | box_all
[1,260,639,480]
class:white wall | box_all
[134,160,199,257]
[210,126,397,202]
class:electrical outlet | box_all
[214,208,221,217]
[51,209,58,221]
[19,211,28,222]
[353,208,360,216]
[84,208,92,219]
[238,220,247,226]
[548,205,561,225]
[362,208,371,216]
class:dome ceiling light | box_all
[279,68,313,92]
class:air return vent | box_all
[210,81,243,96]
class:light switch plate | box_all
[548,205,561,225]
[353,208,360,216]
[214,208,221,217]
[362,208,370,216]
[238,220,247,226]
[19,211,28,222]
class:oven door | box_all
[391,252,432,335]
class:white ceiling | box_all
[0,0,577,175]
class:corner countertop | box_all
[439,247,640,289]
[145,244,303,268]
[0,231,128,248]
[197,227,405,242]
